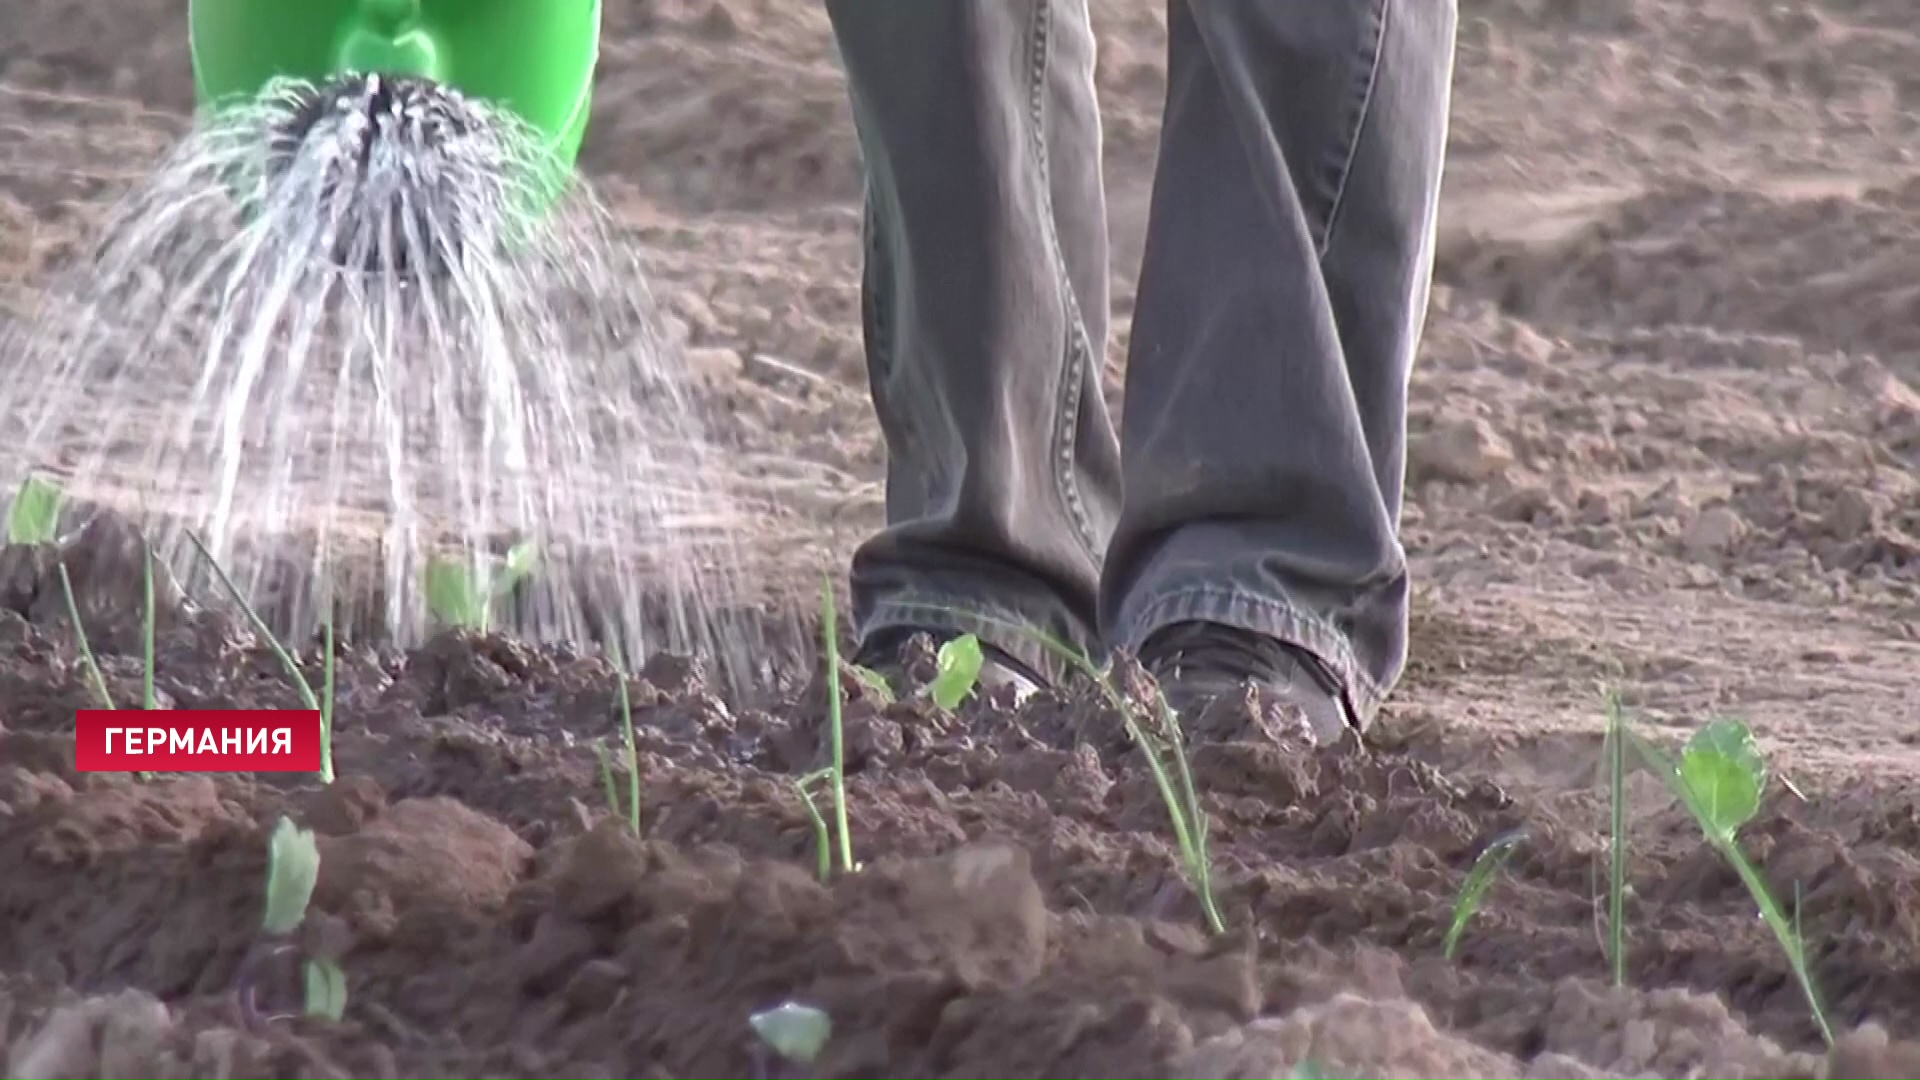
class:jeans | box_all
[823,0,1456,730]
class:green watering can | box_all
[188,0,601,216]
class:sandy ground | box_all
[2,0,1920,1077]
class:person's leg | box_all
[823,0,1122,683]
[1104,0,1458,742]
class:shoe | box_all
[852,626,1044,704]
[1137,620,1354,747]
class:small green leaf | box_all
[794,776,832,884]
[303,958,347,1021]
[594,743,619,819]
[846,664,896,705]
[7,475,63,545]
[929,634,984,710]
[262,817,320,936]
[423,556,485,629]
[1444,828,1528,960]
[495,540,538,596]
[749,1001,832,1064]
[1679,718,1766,840]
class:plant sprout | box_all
[928,633,983,710]
[187,532,336,784]
[592,640,642,835]
[262,817,347,1021]
[141,547,157,711]
[303,958,348,1022]
[819,578,854,876]
[749,1001,831,1066]
[262,816,320,937]
[423,540,536,632]
[907,605,1225,934]
[1625,716,1832,1045]
[794,768,834,883]
[6,474,64,546]
[7,476,113,711]
[1443,827,1528,959]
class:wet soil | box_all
[1,527,1919,1078]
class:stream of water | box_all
[0,74,768,687]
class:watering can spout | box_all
[333,0,442,84]
[188,0,601,175]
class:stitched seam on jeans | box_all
[1023,0,1103,561]
[1316,0,1389,257]
[861,183,921,493]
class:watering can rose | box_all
[188,0,603,178]
[74,709,325,772]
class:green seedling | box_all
[7,477,113,711]
[141,547,157,712]
[929,633,984,710]
[187,532,335,784]
[749,1001,832,1066]
[56,563,114,711]
[819,578,855,876]
[1444,827,1528,960]
[423,540,536,632]
[1148,689,1224,935]
[595,745,620,823]
[1624,715,1832,1046]
[262,816,320,936]
[1046,630,1222,934]
[592,640,642,835]
[904,606,1225,934]
[261,817,347,1021]
[6,474,64,546]
[841,634,979,709]
[794,768,834,883]
[1605,691,1629,986]
[303,958,348,1022]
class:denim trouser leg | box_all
[824,0,1456,725]
[1102,0,1457,729]
[824,0,1123,680]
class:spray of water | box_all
[0,74,774,689]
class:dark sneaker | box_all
[1137,620,1354,747]
[852,626,1045,704]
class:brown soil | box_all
[6,0,1920,1077]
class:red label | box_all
[74,710,324,773]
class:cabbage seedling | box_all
[750,1001,831,1066]
[1625,715,1831,1045]
[6,474,63,546]
[928,633,983,710]
[261,816,348,1021]
[6,476,112,711]
[425,540,537,632]
[262,816,320,936]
